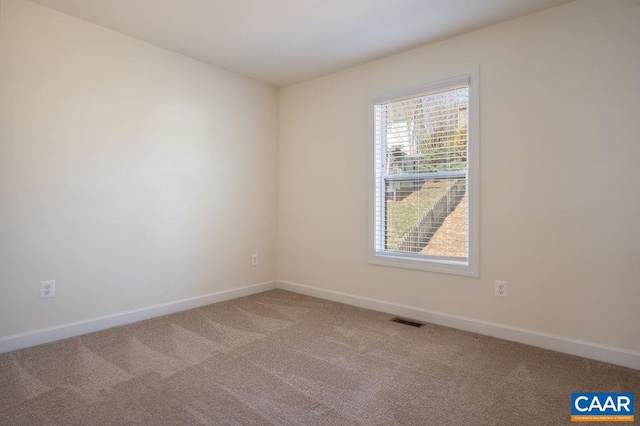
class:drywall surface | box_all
[0,0,277,336]
[278,0,640,352]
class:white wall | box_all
[278,0,640,352]
[0,0,277,337]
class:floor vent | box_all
[390,317,425,328]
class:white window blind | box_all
[370,70,478,276]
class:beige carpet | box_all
[1,289,638,425]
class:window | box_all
[369,68,479,276]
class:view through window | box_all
[371,72,478,275]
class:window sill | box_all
[369,252,479,277]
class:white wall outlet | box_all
[495,280,507,298]
[40,280,56,298]
[251,254,259,266]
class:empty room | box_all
[1,0,639,424]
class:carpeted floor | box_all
[1,289,639,425]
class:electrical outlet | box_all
[40,280,56,298]
[251,254,259,266]
[494,280,507,298]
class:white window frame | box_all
[367,67,480,277]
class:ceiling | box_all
[28,0,574,87]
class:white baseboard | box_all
[0,281,277,354]
[276,281,640,371]
[3,279,638,371]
